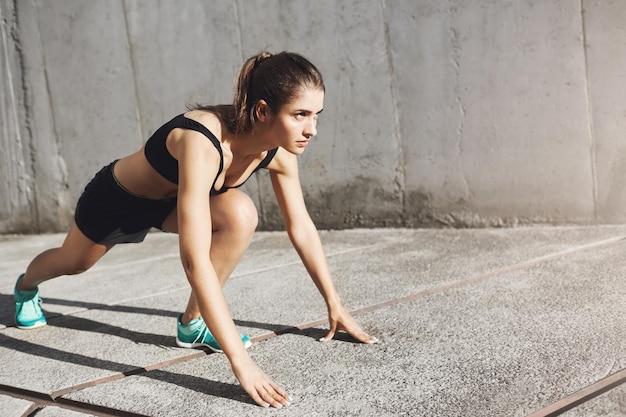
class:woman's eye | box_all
[295,113,305,119]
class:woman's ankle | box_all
[16,274,38,292]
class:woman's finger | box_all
[258,382,291,408]
[247,386,270,408]
[319,320,338,342]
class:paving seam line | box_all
[0,383,149,417]
[48,350,211,399]
[258,235,626,336]
[254,234,626,415]
[341,234,626,317]
[5,234,624,413]
[524,367,626,417]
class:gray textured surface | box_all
[1,226,626,415]
[562,385,626,417]
[2,1,626,233]
[0,394,33,417]
[33,407,96,417]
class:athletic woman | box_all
[14,51,378,408]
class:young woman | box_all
[13,51,378,408]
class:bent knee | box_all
[226,199,259,233]
[63,261,94,276]
[212,191,259,234]
[61,253,103,276]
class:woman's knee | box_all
[26,246,101,280]
[227,195,259,234]
[49,248,103,276]
[212,191,258,235]
[64,258,97,276]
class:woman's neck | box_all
[223,125,275,158]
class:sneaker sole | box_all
[175,337,223,353]
[16,321,47,330]
[175,337,252,353]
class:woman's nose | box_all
[304,119,317,138]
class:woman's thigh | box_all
[60,223,114,273]
[26,222,113,280]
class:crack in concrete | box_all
[233,0,244,62]
[31,0,70,232]
[3,0,38,229]
[448,4,471,203]
[579,0,599,222]
[381,0,406,219]
[231,0,269,225]
[122,0,144,147]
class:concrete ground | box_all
[1,226,626,417]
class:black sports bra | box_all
[144,114,278,195]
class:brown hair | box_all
[190,51,324,134]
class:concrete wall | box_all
[1,0,625,233]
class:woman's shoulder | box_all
[182,110,223,140]
[165,110,226,165]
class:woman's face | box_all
[269,87,324,155]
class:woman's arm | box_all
[174,131,290,408]
[268,148,378,344]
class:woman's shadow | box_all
[0,292,360,408]
[0,293,17,328]
[0,332,255,406]
[0,292,258,406]
[2,292,363,347]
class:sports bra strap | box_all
[145,114,278,195]
[254,148,278,173]
[144,114,224,187]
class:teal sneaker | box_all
[14,274,47,329]
[175,314,252,353]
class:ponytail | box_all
[233,52,273,133]
[189,51,324,134]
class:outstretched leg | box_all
[15,222,113,329]
[18,222,113,291]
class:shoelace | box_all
[17,295,41,316]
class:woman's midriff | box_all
[113,149,178,200]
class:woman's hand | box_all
[320,303,379,344]
[267,150,378,346]
[231,356,292,408]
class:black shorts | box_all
[74,161,177,245]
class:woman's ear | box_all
[254,99,270,123]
